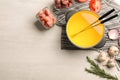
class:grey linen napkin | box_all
[53,0,120,50]
[53,0,120,66]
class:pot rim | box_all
[66,10,105,49]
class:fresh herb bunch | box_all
[85,56,118,80]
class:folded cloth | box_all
[53,0,120,67]
[61,26,80,50]
[116,54,120,67]
[53,0,120,50]
[116,53,120,60]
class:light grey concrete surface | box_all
[0,0,120,80]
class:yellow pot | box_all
[66,10,105,49]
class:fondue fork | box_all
[72,8,118,37]
[81,9,115,32]
[83,14,118,31]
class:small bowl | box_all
[36,7,57,29]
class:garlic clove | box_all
[108,29,119,40]
[108,45,119,57]
[97,51,108,62]
[107,58,115,68]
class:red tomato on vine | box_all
[90,0,102,13]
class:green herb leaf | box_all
[85,56,118,80]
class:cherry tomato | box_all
[78,0,88,3]
[90,0,101,13]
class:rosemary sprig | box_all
[85,56,118,80]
